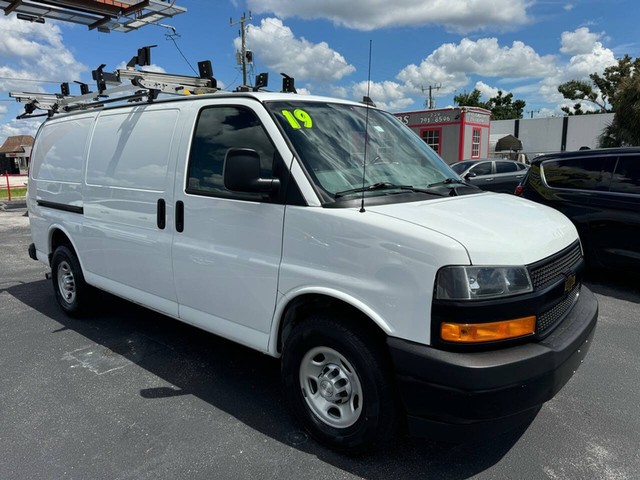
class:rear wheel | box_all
[282,313,399,454]
[51,245,90,317]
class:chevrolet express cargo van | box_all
[27,92,597,453]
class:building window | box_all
[471,128,481,158]
[421,128,441,154]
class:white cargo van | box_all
[27,91,597,453]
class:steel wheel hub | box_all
[299,346,363,429]
[57,260,76,305]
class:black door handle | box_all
[175,201,184,232]
[157,199,166,229]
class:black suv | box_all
[517,148,640,272]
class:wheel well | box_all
[277,294,387,354]
[49,229,73,265]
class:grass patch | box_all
[0,187,27,200]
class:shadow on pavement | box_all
[6,279,531,479]
[584,269,640,304]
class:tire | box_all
[281,313,399,454]
[51,245,90,317]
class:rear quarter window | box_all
[610,156,640,194]
[542,156,615,191]
[495,162,517,173]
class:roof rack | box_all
[9,46,219,119]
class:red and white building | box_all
[395,107,491,164]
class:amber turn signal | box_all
[441,316,536,343]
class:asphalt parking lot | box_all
[1,204,639,479]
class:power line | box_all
[165,32,198,76]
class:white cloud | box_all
[393,28,618,114]
[0,118,43,146]
[330,86,349,99]
[397,37,556,96]
[397,61,468,96]
[248,0,532,33]
[351,81,413,111]
[474,81,500,100]
[563,43,616,80]
[564,4,575,11]
[431,38,556,78]
[539,28,617,104]
[530,27,617,114]
[0,16,86,94]
[0,17,86,142]
[560,27,603,55]
[236,18,355,83]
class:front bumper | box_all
[387,286,598,440]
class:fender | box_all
[47,223,85,272]
[267,285,394,356]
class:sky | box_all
[1,0,639,145]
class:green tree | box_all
[557,79,606,114]
[453,89,489,109]
[557,55,640,114]
[454,88,526,120]
[599,74,640,147]
[488,90,526,120]
[559,55,640,146]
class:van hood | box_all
[368,193,578,265]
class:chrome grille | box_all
[529,241,582,290]
[537,284,580,334]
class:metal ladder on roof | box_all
[9,46,219,119]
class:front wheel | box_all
[51,245,90,317]
[281,314,399,454]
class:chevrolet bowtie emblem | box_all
[564,274,576,293]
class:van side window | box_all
[187,106,276,200]
[542,156,615,191]
[610,156,640,194]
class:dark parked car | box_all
[516,148,640,272]
[450,159,528,193]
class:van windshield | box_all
[267,101,462,203]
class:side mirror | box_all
[464,172,477,180]
[223,148,280,194]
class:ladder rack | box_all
[9,46,219,119]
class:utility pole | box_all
[422,83,441,109]
[230,11,252,86]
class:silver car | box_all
[451,159,529,193]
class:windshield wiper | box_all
[427,177,467,188]
[335,182,448,198]
[335,182,409,198]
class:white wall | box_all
[566,113,614,150]
[491,113,616,156]
[517,117,564,154]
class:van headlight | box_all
[435,266,533,300]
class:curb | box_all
[0,199,27,211]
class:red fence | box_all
[1,173,29,201]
